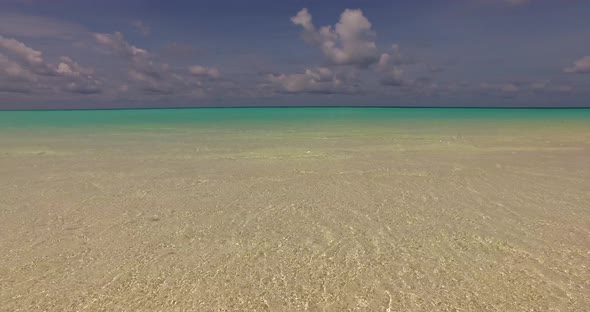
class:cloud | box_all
[94,32,149,62]
[188,65,221,79]
[0,13,87,39]
[376,45,413,86]
[292,8,378,67]
[131,20,151,36]
[0,52,37,82]
[474,80,572,97]
[57,56,95,77]
[267,67,361,94]
[94,31,175,93]
[56,56,101,94]
[62,80,102,94]
[127,66,176,94]
[0,52,36,94]
[0,36,101,94]
[529,81,572,93]
[0,35,54,75]
[564,56,590,74]
[290,9,417,90]
[94,31,224,95]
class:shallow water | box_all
[1,108,589,311]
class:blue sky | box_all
[0,0,589,109]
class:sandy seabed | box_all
[1,122,589,311]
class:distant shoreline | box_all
[2,106,590,112]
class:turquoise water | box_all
[0,108,589,130]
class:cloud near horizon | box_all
[268,67,362,94]
[269,8,418,94]
[0,35,101,95]
[564,56,590,74]
[94,32,222,96]
[0,0,588,108]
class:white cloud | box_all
[291,8,315,33]
[0,35,53,75]
[0,52,36,82]
[564,56,590,74]
[188,65,221,79]
[95,32,177,93]
[94,32,149,62]
[94,31,225,96]
[376,45,412,86]
[529,81,572,93]
[127,68,172,94]
[56,57,101,94]
[57,56,95,77]
[475,80,573,97]
[0,36,101,94]
[62,80,102,94]
[292,8,378,67]
[267,67,360,94]
[290,9,416,89]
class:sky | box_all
[0,0,589,109]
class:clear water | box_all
[1,108,589,130]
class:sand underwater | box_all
[0,108,589,311]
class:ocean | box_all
[2,107,590,129]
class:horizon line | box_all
[2,105,590,112]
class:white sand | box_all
[1,124,589,311]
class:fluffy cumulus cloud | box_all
[376,45,413,86]
[0,35,53,75]
[1,5,584,107]
[564,56,590,74]
[0,35,100,94]
[292,8,378,67]
[57,56,95,77]
[285,8,418,93]
[268,8,387,95]
[0,53,35,82]
[56,57,101,94]
[0,53,36,93]
[267,67,360,94]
